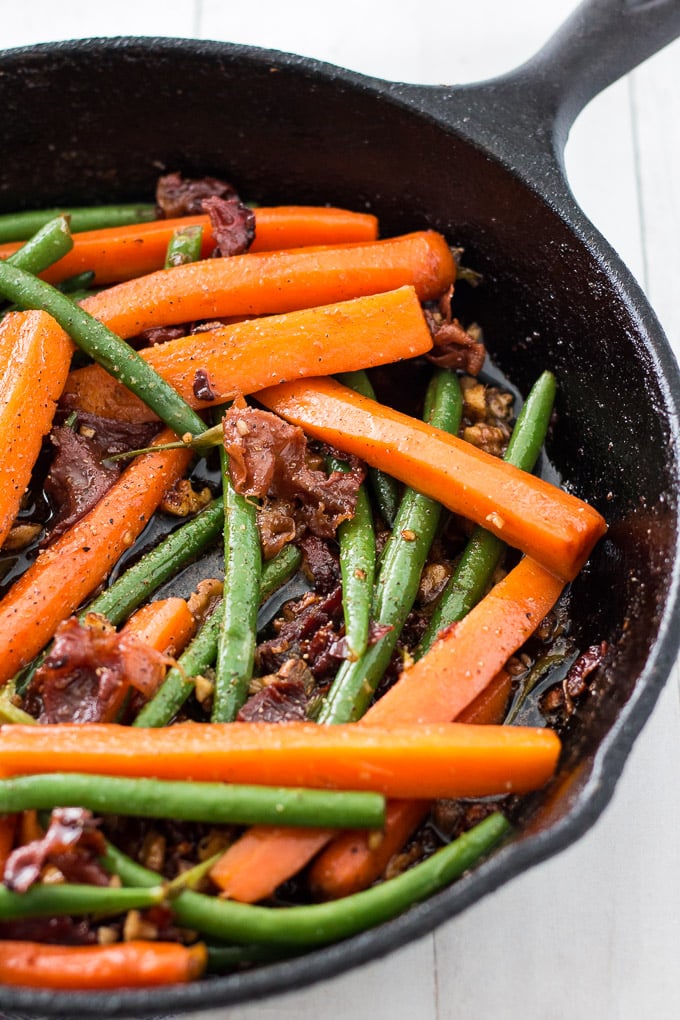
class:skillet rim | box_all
[0,34,679,1018]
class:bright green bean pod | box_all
[135,545,300,727]
[318,369,462,724]
[6,214,73,275]
[103,812,511,947]
[337,370,401,526]
[212,443,262,722]
[164,224,204,268]
[56,270,96,294]
[420,370,557,653]
[0,882,164,921]
[87,499,224,625]
[0,773,385,829]
[0,203,156,243]
[0,262,205,438]
[258,544,302,603]
[328,456,376,661]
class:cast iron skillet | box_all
[1,0,680,1015]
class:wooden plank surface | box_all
[1,3,679,1019]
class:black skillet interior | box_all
[1,2,680,1015]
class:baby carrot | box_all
[0,431,192,685]
[308,671,514,900]
[209,557,563,902]
[70,230,454,339]
[62,286,433,423]
[0,940,207,989]
[0,311,73,548]
[256,377,606,582]
[0,720,561,799]
[0,206,379,285]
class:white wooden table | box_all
[3,2,680,1017]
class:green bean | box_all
[212,443,262,722]
[102,811,511,947]
[6,214,73,275]
[258,543,302,603]
[0,680,35,725]
[337,370,401,526]
[56,270,96,294]
[420,370,557,653]
[0,262,205,438]
[329,457,376,661]
[164,224,204,268]
[318,369,462,724]
[134,545,300,727]
[87,499,224,625]
[0,882,164,922]
[0,774,385,829]
[0,203,155,243]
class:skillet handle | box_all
[403,0,680,184]
[518,0,680,151]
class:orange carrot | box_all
[88,597,197,724]
[307,671,514,900]
[0,940,207,989]
[61,286,434,422]
[257,377,606,581]
[0,311,73,549]
[209,558,563,902]
[0,720,561,799]
[72,230,454,340]
[19,809,43,845]
[0,813,16,877]
[0,206,379,286]
[214,674,516,901]
[122,596,197,659]
[0,431,192,685]
[366,557,564,726]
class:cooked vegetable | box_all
[67,230,455,339]
[330,457,376,661]
[212,442,261,722]
[0,205,379,284]
[0,432,192,683]
[62,286,434,422]
[421,369,557,650]
[0,176,608,990]
[256,376,606,581]
[0,774,385,829]
[0,720,561,798]
[0,263,206,439]
[308,670,514,900]
[208,555,563,903]
[164,223,204,268]
[0,203,155,243]
[319,367,462,723]
[104,812,512,948]
[0,940,207,990]
[0,311,73,548]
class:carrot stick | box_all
[0,310,73,548]
[0,206,379,286]
[61,286,434,422]
[122,596,197,659]
[0,720,561,799]
[256,378,606,582]
[307,671,514,900]
[0,940,207,989]
[209,557,563,902]
[70,230,454,340]
[0,431,192,685]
